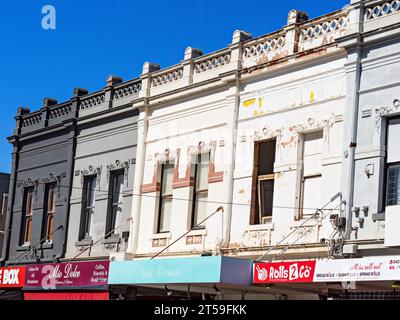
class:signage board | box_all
[24,260,109,290]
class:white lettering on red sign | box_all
[0,268,20,285]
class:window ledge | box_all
[151,232,172,240]
[102,235,121,245]
[16,244,31,252]
[41,242,53,250]
[246,223,274,232]
[372,212,385,221]
[75,238,93,247]
[187,228,207,236]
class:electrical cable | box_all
[256,193,342,261]
[269,202,341,262]
[0,176,341,212]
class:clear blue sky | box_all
[0,0,349,173]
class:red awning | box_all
[24,291,109,300]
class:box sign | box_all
[24,260,109,290]
[313,256,400,282]
[0,266,26,288]
[254,255,400,284]
[109,256,253,286]
[253,261,316,283]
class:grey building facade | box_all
[1,75,141,266]
[340,0,400,256]
[65,76,140,261]
[0,173,10,258]
[1,97,78,266]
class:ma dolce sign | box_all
[253,255,400,284]
[24,261,109,290]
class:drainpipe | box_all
[341,1,364,239]
[129,62,160,255]
[0,107,27,266]
[219,30,252,251]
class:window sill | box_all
[372,212,385,221]
[75,238,93,247]
[246,223,274,232]
[16,244,31,252]
[151,232,171,239]
[187,228,207,236]
[102,235,121,245]
[41,242,53,250]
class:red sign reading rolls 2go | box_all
[0,266,26,288]
[253,261,316,283]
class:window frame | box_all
[20,186,34,245]
[250,139,276,225]
[79,175,97,240]
[386,162,400,207]
[191,153,210,229]
[105,169,125,237]
[298,130,324,219]
[384,117,400,209]
[42,182,57,242]
[1,193,8,216]
[257,173,275,224]
[157,161,174,233]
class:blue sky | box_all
[0,0,349,173]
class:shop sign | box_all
[24,260,109,290]
[253,256,400,284]
[253,260,316,283]
[313,256,400,282]
[0,266,26,288]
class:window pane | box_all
[81,176,96,239]
[44,183,57,241]
[259,179,274,219]
[1,194,8,216]
[194,192,208,226]
[159,197,172,232]
[48,215,54,241]
[161,163,174,196]
[25,217,32,243]
[387,165,400,206]
[196,162,209,190]
[88,209,95,238]
[258,140,276,175]
[48,185,56,213]
[87,177,97,208]
[388,118,400,163]
[303,131,323,176]
[302,175,322,216]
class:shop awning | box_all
[109,256,253,286]
[24,291,109,300]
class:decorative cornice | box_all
[107,159,130,186]
[80,165,102,186]
[374,99,400,134]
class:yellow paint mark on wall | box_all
[243,98,256,107]
[258,97,263,109]
[310,91,315,102]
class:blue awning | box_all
[108,256,253,286]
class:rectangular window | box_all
[251,139,276,225]
[157,162,174,233]
[192,153,210,228]
[386,118,400,206]
[106,170,124,236]
[42,183,57,242]
[300,131,323,218]
[79,175,97,240]
[1,194,8,216]
[20,187,34,245]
